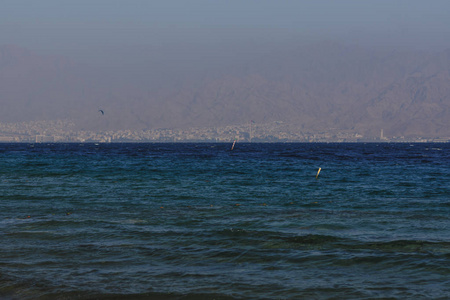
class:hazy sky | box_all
[2,0,450,61]
[1,0,450,135]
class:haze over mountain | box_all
[1,41,449,138]
[2,1,450,139]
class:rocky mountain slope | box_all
[1,43,449,138]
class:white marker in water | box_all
[316,167,321,179]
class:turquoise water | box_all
[1,143,449,299]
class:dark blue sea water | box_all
[1,143,449,299]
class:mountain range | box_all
[1,42,449,138]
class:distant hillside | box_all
[1,43,449,138]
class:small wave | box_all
[279,234,450,255]
[284,234,347,247]
[362,240,450,254]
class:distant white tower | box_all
[380,129,384,140]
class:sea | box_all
[0,142,449,299]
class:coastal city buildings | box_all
[0,119,448,143]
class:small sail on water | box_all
[231,140,236,151]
